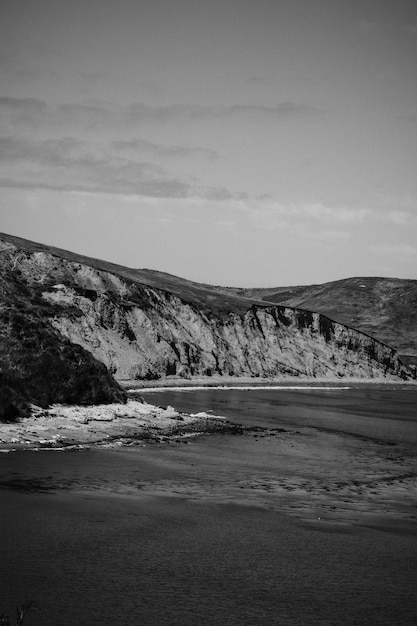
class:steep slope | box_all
[221,278,417,366]
[0,255,126,420]
[0,233,263,316]
[0,233,412,385]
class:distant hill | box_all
[0,232,414,417]
[218,278,417,367]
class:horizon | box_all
[1,0,417,287]
[1,229,415,290]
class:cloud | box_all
[0,96,323,198]
[301,228,351,245]
[56,103,119,129]
[0,135,192,197]
[246,199,371,226]
[370,243,417,257]
[111,138,218,161]
[0,97,324,133]
[227,102,323,117]
[296,202,370,224]
[0,134,231,199]
[383,210,415,226]
[0,97,47,129]
[125,101,324,123]
[0,97,46,113]
[0,134,82,162]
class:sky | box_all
[1,0,416,287]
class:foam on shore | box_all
[131,385,352,393]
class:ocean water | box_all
[1,385,417,625]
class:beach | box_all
[1,382,417,624]
[3,376,409,451]
[0,397,238,452]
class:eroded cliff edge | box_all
[0,234,412,386]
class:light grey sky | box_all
[1,0,416,286]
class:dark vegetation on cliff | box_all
[0,270,126,422]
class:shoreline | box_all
[0,399,239,452]
[1,377,415,452]
[122,375,417,391]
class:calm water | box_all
[1,385,417,625]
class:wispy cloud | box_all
[246,199,371,226]
[301,228,351,247]
[0,97,47,129]
[0,135,191,197]
[0,97,325,133]
[249,196,417,228]
[0,134,229,199]
[370,242,417,257]
[0,96,323,198]
[383,210,415,226]
[123,101,325,124]
[295,202,370,224]
[111,138,218,161]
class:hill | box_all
[0,260,126,420]
[221,278,417,366]
[0,232,414,417]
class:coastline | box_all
[0,399,238,452]
[122,374,417,391]
[1,376,415,452]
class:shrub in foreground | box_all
[0,600,34,625]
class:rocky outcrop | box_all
[0,234,412,383]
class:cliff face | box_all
[0,234,412,383]
[223,277,417,367]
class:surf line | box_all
[129,385,352,393]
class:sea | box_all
[1,383,417,625]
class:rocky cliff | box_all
[0,233,412,384]
[222,277,417,367]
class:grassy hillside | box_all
[0,232,264,317]
[219,277,417,365]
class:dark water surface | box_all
[1,385,417,625]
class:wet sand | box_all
[1,383,416,532]
[2,485,417,626]
[1,384,417,624]
[132,384,417,532]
